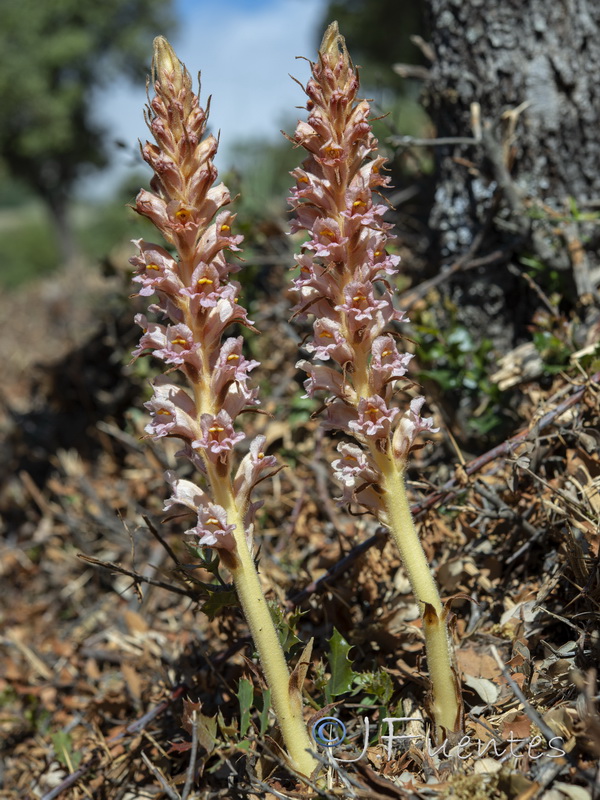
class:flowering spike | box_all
[129,38,318,778]
[289,22,461,740]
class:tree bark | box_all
[421,0,600,349]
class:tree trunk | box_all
[421,0,600,351]
[45,191,78,269]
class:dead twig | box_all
[141,751,180,800]
[40,686,186,800]
[287,528,387,610]
[389,134,479,148]
[490,646,595,787]
[414,369,600,516]
[181,710,199,800]
[77,553,193,598]
[392,63,430,80]
[144,514,182,566]
[398,246,511,311]
[288,371,599,608]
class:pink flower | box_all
[370,336,414,393]
[200,285,253,348]
[133,316,202,371]
[348,396,400,439]
[187,503,237,552]
[132,315,167,358]
[130,240,182,297]
[296,360,350,401]
[335,281,389,327]
[180,262,222,306]
[304,319,353,365]
[163,471,209,513]
[363,238,401,278]
[392,397,440,462]
[323,401,359,433]
[211,337,260,395]
[195,182,232,229]
[293,120,323,155]
[332,442,378,489]
[289,166,334,214]
[131,39,286,596]
[194,211,244,266]
[308,217,349,260]
[194,410,245,463]
[234,435,278,506]
[135,191,172,238]
[221,380,260,419]
[288,23,433,478]
[142,145,182,194]
[144,377,199,441]
[291,255,339,321]
[156,324,202,368]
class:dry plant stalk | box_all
[288,22,461,739]
[129,37,317,777]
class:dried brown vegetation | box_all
[1,239,598,799]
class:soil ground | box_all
[1,244,599,799]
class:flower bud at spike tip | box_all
[319,21,351,71]
[152,36,188,97]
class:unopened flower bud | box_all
[152,36,190,98]
[319,21,352,73]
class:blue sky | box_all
[91,0,329,195]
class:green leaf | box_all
[419,368,458,391]
[469,411,503,435]
[201,587,238,621]
[181,699,217,754]
[237,677,254,738]
[217,708,237,739]
[268,602,302,654]
[447,326,473,352]
[237,739,252,752]
[352,670,394,706]
[259,689,271,736]
[532,330,571,368]
[327,629,356,699]
[51,731,82,769]
[568,196,580,219]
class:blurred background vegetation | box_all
[1,0,596,456]
[0,0,428,290]
[0,0,175,286]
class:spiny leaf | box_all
[182,698,217,754]
[201,586,238,620]
[268,602,302,653]
[352,670,394,706]
[327,628,356,699]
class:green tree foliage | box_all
[0,0,175,263]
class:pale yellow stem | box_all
[205,460,316,775]
[372,447,460,738]
[222,491,318,776]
